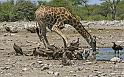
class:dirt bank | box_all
[0,26,124,77]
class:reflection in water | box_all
[96,48,124,61]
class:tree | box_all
[14,0,36,21]
[0,0,14,21]
[98,2,111,17]
[101,0,121,20]
[75,0,90,15]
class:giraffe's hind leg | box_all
[36,26,46,48]
[52,22,68,48]
[37,21,50,48]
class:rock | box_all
[1,71,4,74]
[86,60,90,62]
[101,73,107,76]
[77,67,83,71]
[49,64,52,67]
[97,71,102,74]
[37,60,43,64]
[85,68,90,70]
[70,71,74,73]
[5,73,13,76]
[0,48,4,50]
[26,27,36,33]
[84,62,92,65]
[59,65,63,68]
[22,68,28,71]
[10,33,16,35]
[3,33,7,36]
[94,69,98,71]
[37,43,41,46]
[26,40,30,43]
[88,75,93,77]
[1,66,11,70]
[54,72,60,76]
[72,74,77,76]
[110,57,122,62]
[47,71,54,74]
[110,72,116,75]
[41,65,49,71]
[31,62,44,68]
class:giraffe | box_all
[35,5,96,52]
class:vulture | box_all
[13,43,23,55]
[5,26,11,32]
[26,27,36,33]
[112,42,123,57]
[67,38,80,51]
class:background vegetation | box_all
[0,0,124,22]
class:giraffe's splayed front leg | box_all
[36,27,45,47]
[52,25,68,48]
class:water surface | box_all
[96,48,124,61]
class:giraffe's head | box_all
[90,36,96,52]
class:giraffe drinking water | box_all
[35,5,96,52]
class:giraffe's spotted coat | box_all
[35,5,96,51]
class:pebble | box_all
[22,68,28,71]
[110,72,116,75]
[37,60,43,64]
[1,71,4,74]
[89,30,92,32]
[70,71,74,73]
[86,60,90,62]
[77,67,83,71]
[85,68,90,70]
[49,64,52,67]
[41,66,49,71]
[54,72,60,76]
[59,65,63,68]
[94,69,98,71]
[0,48,4,50]
[72,74,77,76]
[26,40,30,43]
[37,43,41,46]
[110,57,121,62]
[3,33,8,36]
[97,71,102,74]
[32,62,44,68]
[5,73,13,76]
[88,75,93,77]
[84,62,92,65]
[47,71,54,74]
[101,73,107,76]
[25,43,31,46]
[1,66,11,70]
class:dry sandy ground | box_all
[0,27,124,77]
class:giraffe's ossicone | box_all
[35,5,96,52]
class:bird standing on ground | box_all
[13,43,23,55]
[68,38,80,51]
[5,26,11,32]
[112,42,123,57]
[26,27,36,33]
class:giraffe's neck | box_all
[69,19,96,51]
